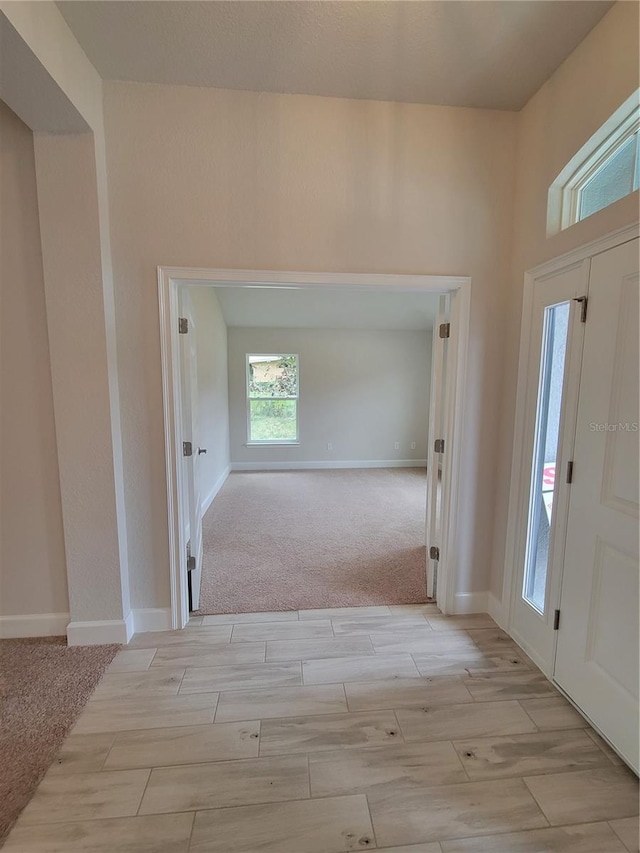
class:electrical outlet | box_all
[327,442,333,451]
[394,441,400,450]
[411,441,416,450]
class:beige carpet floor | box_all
[196,467,428,615]
[0,637,119,845]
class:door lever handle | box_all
[198,447,207,455]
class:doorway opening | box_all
[159,268,471,630]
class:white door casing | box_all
[426,295,449,600]
[179,290,204,612]
[554,238,639,772]
[159,267,471,628]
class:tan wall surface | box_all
[6,0,636,617]
[228,327,431,465]
[103,81,518,604]
[0,100,68,616]
[2,2,132,631]
[490,2,640,603]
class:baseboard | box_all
[2,609,172,645]
[201,465,231,515]
[487,592,508,629]
[0,612,70,638]
[124,609,135,642]
[132,608,172,634]
[509,625,552,678]
[230,459,427,472]
[452,591,489,614]
[67,620,130,646]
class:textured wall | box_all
[490,1,640,603]
[34,132,128,622]
[228,327,431,466]
[2,2,131,631]
[103,81,518,604]
[188,287,231,499]
[0,100,68,617]
[4,1,636,619]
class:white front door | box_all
[179,290,204,612]
[554,238,639,771]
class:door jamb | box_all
[158,266,471,630]
[500,222,639,658]
[425,295,448,598]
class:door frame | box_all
[425,295,449,599]
[501,222,639,674]
[178,289,204,611]
[158,266,471,630]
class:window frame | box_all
[521,300,571,616]
[245,353,300,446]
[548,93,640,235]
[568,116,639,228]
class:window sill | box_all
[245,441,300,447]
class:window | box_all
[246,354,299,443]
[548,93,640,234]
[522,301,570,614]
[576,128,639,221]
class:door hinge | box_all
[553,609,560,630]
[186,555,196,572]
[573,296,588,323]
[434,438,445,453]
[178,317,189,334]
[429,546,440,561]
[183,441,193,457]
[439,322,451,339]
[566,460,573,484]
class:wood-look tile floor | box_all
[5,606,639,853]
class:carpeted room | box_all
[196,467,429,614]
[182,286,438,616]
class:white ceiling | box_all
[57,1,612,111]
[204,286,440,331]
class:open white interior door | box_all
[179,289,203,612]
[425,296,450,601]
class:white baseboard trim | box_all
[0,612,70,638]
[67,620,130,646]
[132,608,172,634]
[2,609,172,644]
[124,610,135,643]
[201,465,231,515]
[66,608,173,646]
[452,592,489,614]
[509,626,552,678]
[230,459,427,472]
[487,592,508,629]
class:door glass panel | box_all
[523,301,571,613]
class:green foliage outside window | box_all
[247,355,298,441]
[248,355,298,397]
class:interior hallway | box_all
[4,606,638,852]
[197,469,429,615]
